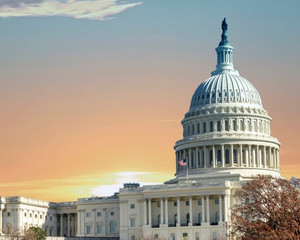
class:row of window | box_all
[156,199,219,207]
[183,118,270,137]
[85,220,116,234]
[7,212,53,221]
[136,230,219,240]
[86,211,114,218]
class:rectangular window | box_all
[198,200,202,205]
[212,231,217,240]
[35,214,37,218]
[97,225,101,234]
[186,201,189,206]
[86,212,91,217]
[171,233,175,240]
[154,234,159,240]
[130,217,135,227]
[203,122,206,133]
[24,213,27,217]
[97,212,101,217]
[130,204,135,209]
[50,216,52,221]
[40,215,42,219]
[183,233,188,238]
[157,202,161,207]
[86,225,91,235]
[195,232,200,240]
[7,212,10,217]
[131,236,135,240]
[215,199,219,205]
[174,202,177,207]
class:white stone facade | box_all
[0,20,281,240]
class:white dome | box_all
[189,73,263,111]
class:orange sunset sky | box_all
[0,0,299,201]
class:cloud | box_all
[0,0,142,20]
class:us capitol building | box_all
[0,19,281,240]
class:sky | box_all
[0,0,299,202]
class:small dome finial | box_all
[219,17,229,46]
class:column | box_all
[93,209,96,236]
[224,195,228,222]
[60,214,63,236]
[189,197,193,226]
[273,148,277,169]
[219,195,223,223]
[204,147,207,168]
[165,198,169,226]
[239,145,243,167]
[252,147,256,167]
[206,196,210,224]
[269,147,273,168]
[263,146,267,168]
[176,151,178,173]
[221,145,225,167]
[230,145,234,167]
[176,198,181,227]
[201,196,205,224]
[276,149,280,170]
[148,199,152,227]
[83,210,86,236]
[0,205,4,234]
[212,146,216,168]
[195,147,199,168]
[77,210,81,236]
[160,198,164,226]
[188,148,192,169]
[257,145,261,168]
[67,214,70,237]
[143,199,147,225]
[199,148,203,168]
[248,145,251,167]
[74,213,77,237]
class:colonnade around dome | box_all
[175,144,280,174]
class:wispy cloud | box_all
[0,0,142,20]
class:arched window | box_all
[241,120,245,131]
[217,149,222,164]
[110,221,115,234]
[217,121,221,132]
[210,121,213,132]
[233,120,237,131]
[225,120,229,131]
[225,149,230,164]
[233,149,237,163]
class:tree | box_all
[24,227,46,240]
[229,175,300,240]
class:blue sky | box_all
[0,0,299,200]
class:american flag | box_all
[178,159,187,166]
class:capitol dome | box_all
[189,74,263,111]
[173,18,280,181]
